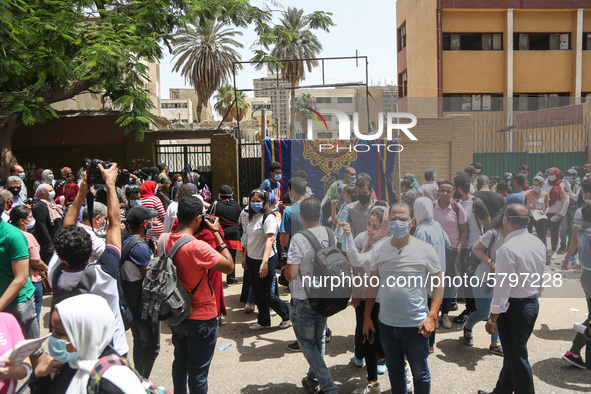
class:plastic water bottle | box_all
[334,208,348,238]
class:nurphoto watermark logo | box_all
[304,108,418,153]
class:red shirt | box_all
[162,233,221,320]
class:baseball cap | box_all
[127,205,158,227]
[567,168,578,176]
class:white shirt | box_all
[76,222,106,263]
[246,212,279,260]
[490,228,546,314]
[541,182,569,216]
[163,201,178,233]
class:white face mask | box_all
[48,191,56,199]
[548,175,556,181]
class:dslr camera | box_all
[199,213,216,230]
[85,159,111,185]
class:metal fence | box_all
[238,141,262,205]
[155,143,212,185]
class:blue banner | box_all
[264,138,398,204]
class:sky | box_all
[159,0,398,102]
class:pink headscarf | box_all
[34,184,63,224]
[361,206,390,253]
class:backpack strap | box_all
[471,196,485,235]
[300,228,335,252]
[120,237,146,269]
[164,234,195,259]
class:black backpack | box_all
[299,228,352,317]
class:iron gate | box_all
[238,141,262,205]
[155,143,212,184]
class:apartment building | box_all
[253,74,292,138]
[396,0,591,116]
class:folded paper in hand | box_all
[532,210,547,222]
[1,334,50,364]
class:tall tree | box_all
[214,85,249,121]
[172,19,244,122]
[0,0,268,175]
[253,7,333,138]
[294,93,317,137]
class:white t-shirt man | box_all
[76,222,106,263]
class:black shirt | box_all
[473,190,506,220]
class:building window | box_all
[514,33,570,50]
[318,132,333,139]
[316,97,331,104]
[584,33,591,50]
[398,71,408,98]
[513,93,570,111]
[323,115,332,121]
[337,97,353,104]
[398,23,406,52]
[443,93,503,111]
[442,33,502,50]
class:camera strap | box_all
[87,191,95,230]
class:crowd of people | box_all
[0,157,590,394]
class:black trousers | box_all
[354,301,383,382]
[528,218,548,248]
[493,298,538,394]
[459,248,476,313]
[227,249,237,281]
[547,213,564,252]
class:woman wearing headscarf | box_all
[207,185,242,285]
[33,169,45,192]
[342,206,390,394]
[542,167,570,260]
[32,184,63,263]
[525,175,550,246]
[33,294,146,393]
[413,197,450,353]
[404,173,420,190]
[36,170,55,192]
[139,180,165,241]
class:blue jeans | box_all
[170,317,218,394]
[492,298,538,394]
[560,208,577,248]
[466,282,500,344]
[32,281,43,328]
[291,298,338,394]
[379,322,430,394]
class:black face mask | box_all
[358,194,371,205]
[8,187,21,197]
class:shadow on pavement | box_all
[434,338,488,371]
[532,324,574,341]
[532,357,591,392]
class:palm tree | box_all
[295,93,317,137]
[255,7,333,138]
[214,85,250,121]
[172,19,243,122]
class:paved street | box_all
[39,253,591,393]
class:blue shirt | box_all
[279,202,303,240]
[505,190,525,205]
[260,178,281,197]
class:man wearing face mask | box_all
[74,202,107,264]
[6,176,25,207]
[346,202,443,394]
[0,190,13,222]
[563,179,591,269]
[9,164,27,202]
[120,205,160,378]
[279,177,307,250]
[260,162,283,199]
[348,175,381,237]
[122,184,142,218]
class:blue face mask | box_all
[273,174,282,182]
[94,217,107,238]
[129,199,140,207]
[145,222,153,235]
[48,336,79,364]
[532,186,541,192]
[250,202,263,213]
[584,193,591,204]
[176,181,183,187]
[349,176,356,183]
[388,220,410,239]
[25,218,36,230]
[566,177,573,183]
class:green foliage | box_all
[213,85,249,121]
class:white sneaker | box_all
[405,361,413,393]
[435,316,440,329]
[270,309,277,316]
[249,322,270,330]
[244,302,255,313]
[278,319,291,329]
[352,383,381,394]
[441,314,453,329]
[551,251,558,260]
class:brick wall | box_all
[396,115,473,190]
